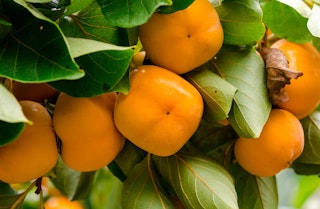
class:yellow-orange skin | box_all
[271,39,320,119]
[0,101,58,184]
[44,196,84,209]
[234,109,304,177]
[139,0,223,74]
[114,65,204,156]
[53,92,125,172]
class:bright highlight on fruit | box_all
[234,109,304,177]
[114,65,204,157]
[53,92,125,172]
[139,0,223,74]
[0,101,58,184]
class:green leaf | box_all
[50,38,134,97]
[292,162,320,175]
[0,121,24,146]
[25,0,51,3]
[51,157,96,200]
[277,0,311,18]
[108,141,147,182]
[0,182,16,196]
[292,175,320,208]
[229,162,278,209]
[307,4,320,38]
[216,0,265,45]
[0,0,84,83]
[211,45,271,138]
[261,0,313,43]
[97,0,172,28]
[158,0,193,14]
[63,0,94,16]
[60,0,129,46]
[0,18,12,41]
[121,155,176,209]
[295,111,320,164]
[153,146,239,209]
[185,64,237,121]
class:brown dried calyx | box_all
[260,47,303,105]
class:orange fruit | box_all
[44,196,84,209]
[12,82,59,102]
[139,0,223,74]
[0,101,58,184]
[114,65,204,156]
[234,109,304,177]
[53,92,125,172]
[270,39,320,119]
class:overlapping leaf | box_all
[0,18,11,41]
[261,0,313,43]
[122,155,175,209]
[153,147,239,209]
[308,4,320,38]
[186,65,237,121]
[0,0,83,83]
[211,45,271,138]
[216,0,265,45]
[229,163,278,209]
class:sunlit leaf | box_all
[51,157,96,200]
[25,0,51,3]
[153,146,239,209]
[261,0,313,43]
[97,0,172,28]
[0,0,84,83]
[229,162,278,209]
[295,111,320,164]
[216,0,265,45]
[277,0,311,18]
[211,45,271,138]
[122,155,175,209]
[292,175,320,208]
[185,65,237,121]
[307,4,320,38]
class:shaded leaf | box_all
[216,0,265,45]
[0,182,16,196]
[51,157,96,200]
[97,0,172,28]
[185,65,237,121]
[0,18,11,41]
[50,38,133,97]
[122,155,175,209]
[0,120,24,146]
[0,0,83,83]
[158,0,193,14]
[63,0,94,16]
[295,110,320,164]
[153,146,239,209]
[60,0,129,46]
[292,162,320,175]
[261,0,313,43]
[211,45,271,138]
[229,162,278,209]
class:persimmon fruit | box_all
[0,101,58,184]
[139,0,223,74]
[114,65,204,156]
[12,82,59,102]
[234,109,304,177]
[44,196,84,209]
[270,39,320,119]
[53,92,125,172]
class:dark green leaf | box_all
[0,0,84,83]
[261,0,313,43]
[122,155,175,209]
[63,0,94,16]
[185,64,237,121]
[158,0,193,14]
[229,162,278,209]
[292,162,320,175]
[108,141,147,181]
[51,157,96,200]
[50,38,133,97]
[153,146,239,209]
[0,18,11,41]
[211,45,271,138]
[97,0,172,28]
[296,111,320,164]
[0,121,24,146]
[0,182,16,196]
[60,0,129,46]
[216,0,265,45]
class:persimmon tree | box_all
[0,0,320,208]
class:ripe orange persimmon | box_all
[44,196,84,209]
[234,109,304,177]
[53,92,125,172]
[270,39,320,119]
[114,65,204,156]
[0,101,58,184]
[12,82,59,102]
[139,0,223,74]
